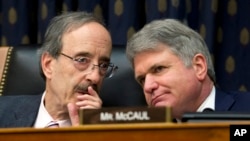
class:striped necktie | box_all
[46,121,59,128]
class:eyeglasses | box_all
[60,53,118,78]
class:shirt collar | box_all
[33,92,71,128]
[197,86,215,112]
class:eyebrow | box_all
[74,52,92,57]
[75,52,110,62]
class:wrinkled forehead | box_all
[62,22,111,47]
[61,22,112,60]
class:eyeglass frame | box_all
[60,53,118,78]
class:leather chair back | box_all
[0,46,147,107]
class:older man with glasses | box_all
[0,11,118,128]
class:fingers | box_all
[76,86,102,109]
[67,103,80,126]
[87,86,97,96]
[68,87,102,126]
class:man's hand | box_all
[67,103,80,126]
[68,86,102,126]
[76,86,102,109]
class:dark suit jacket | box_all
[215,88,250,111]
[0,94,42,127]
[1,88,250,127]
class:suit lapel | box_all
[12,95,42,127]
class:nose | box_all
[143,74,158,94]
[85,65,102,84]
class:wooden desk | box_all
[0,122,245,141]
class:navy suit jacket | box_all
[215,88,250,111]
[1,88,250,127]
[0,94,42,127]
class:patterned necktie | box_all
[46,121,59,128]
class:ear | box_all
[192,53,207,81]
[41,52,54,79]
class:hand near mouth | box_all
[75,86,102,109]
[67,86,102,126]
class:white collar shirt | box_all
[33,92,71,128]
[197,86,215,112]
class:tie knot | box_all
[46,121,59,128]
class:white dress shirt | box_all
[33,92,71,128]
[197,86,215,112]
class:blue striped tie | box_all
[46,121,59,128]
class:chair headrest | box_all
[0,46,147,107]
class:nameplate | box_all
[79,106,172,125]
